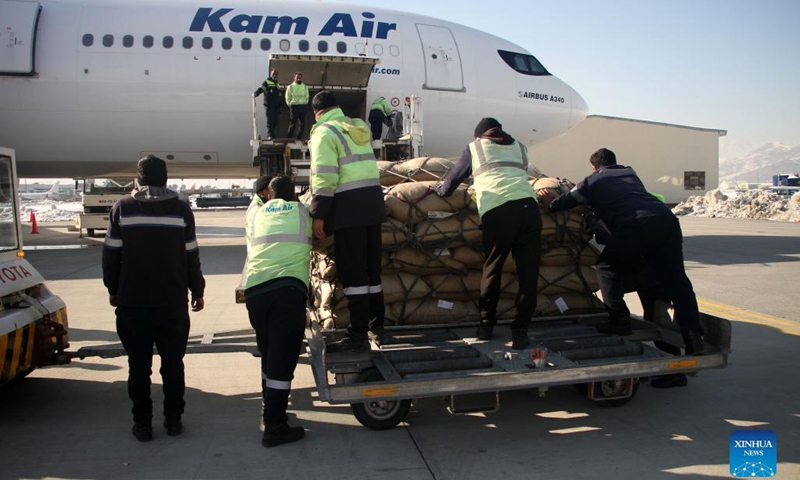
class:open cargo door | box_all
[0,0,41,76]
[268,54,379,91]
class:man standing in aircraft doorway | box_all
[102,155,206,442]
[286,72,309,140]
[309,91,387,353]
[434,118,542,350]
[254,69,281,140]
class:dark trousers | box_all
[480,198,542,330]
[596,216,702,335]
[287,105,307,140]
[245,286,307,426]
[334,225,384,335]
[638,287,682,355]
[265,102,279,139]
[368,111,384,140]
[116,306,190,424]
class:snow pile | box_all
[672,189,800,222]
[19,200,83,222]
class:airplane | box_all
[19,180,80,200]
[0,0,588,179]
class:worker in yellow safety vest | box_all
[367,96,392,140]
[435,117,542,350]
[308,90,387,353]
[245,175,272,250]
[285,72,309,140]
[243,174,311,447]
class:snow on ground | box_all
[672,189,800,222]
[20,200,83,222]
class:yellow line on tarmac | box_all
[699,298,800,335]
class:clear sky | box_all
[337,0,800,160]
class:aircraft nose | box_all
[569,88,589,128]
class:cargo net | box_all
[308,156,603,330]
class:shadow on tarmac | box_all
[685,234,800,266]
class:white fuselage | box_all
[0,0,588,179]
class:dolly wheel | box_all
[350,369,411,430]
[592,379,640,408]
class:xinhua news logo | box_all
[730,430,777,477]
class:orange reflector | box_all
[669,359,698,369]
[17,251,24,258]
[361,387,399,397]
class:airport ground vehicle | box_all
[306,308,730,429]
[0,147,70,386]
[76,178,136,238]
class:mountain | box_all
[719,142,800,184]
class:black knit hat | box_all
[255,175,272,193]
[137,155,168,187]
[474,117,502,138]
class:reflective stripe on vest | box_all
[472,140,528,176]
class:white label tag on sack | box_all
[433,248,451,257]
[427,211,455,220]
[554,297,569,313]
[437,300,454,310]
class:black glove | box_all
[253,89,261,97]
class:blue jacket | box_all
[549,165,673,231]
[102,186,205,308]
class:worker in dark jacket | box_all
[434,117,542,350]
[539,148,705,355]
[102,155,206,442]
[254,69,281,140]
[244,175,311,447]
[309,91,387,353]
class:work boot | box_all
[476,320,494,340]
[595,317,633,336]
[683,330,707,356]
[511,329,530,350]
[262,422,305,448]
[164,415,183,436]
[368,327,385,347]
[651,373,688,388]
[326,332,370,353]
[131,422,153,442]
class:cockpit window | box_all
[497,49,550,76]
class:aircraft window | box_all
[82,34,94,47]
[143,35,154,48]
[222,38,232,50]
[336,42,347,54]
[260,39,271,51]
[202,37,212,50]
[373,44,383,56]
[318,41,328,53]
[183,37,193,49]
[123,35,134,48]
[390,45,400,57]
[163,36,174,49]
[299,40,309,52]
[279,39,290,51]
[355,43,366,56]
[102,34,114,47]
[497,49,550,76]
[241,38,252,50]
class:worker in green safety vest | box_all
[285,72,309,140]
[243,174,311,447]
[435,117,542,350]
[368,96,392,140]
[308,90,387,353]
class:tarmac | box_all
[1,212,798,480]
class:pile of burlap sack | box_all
[306,157,604,329]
